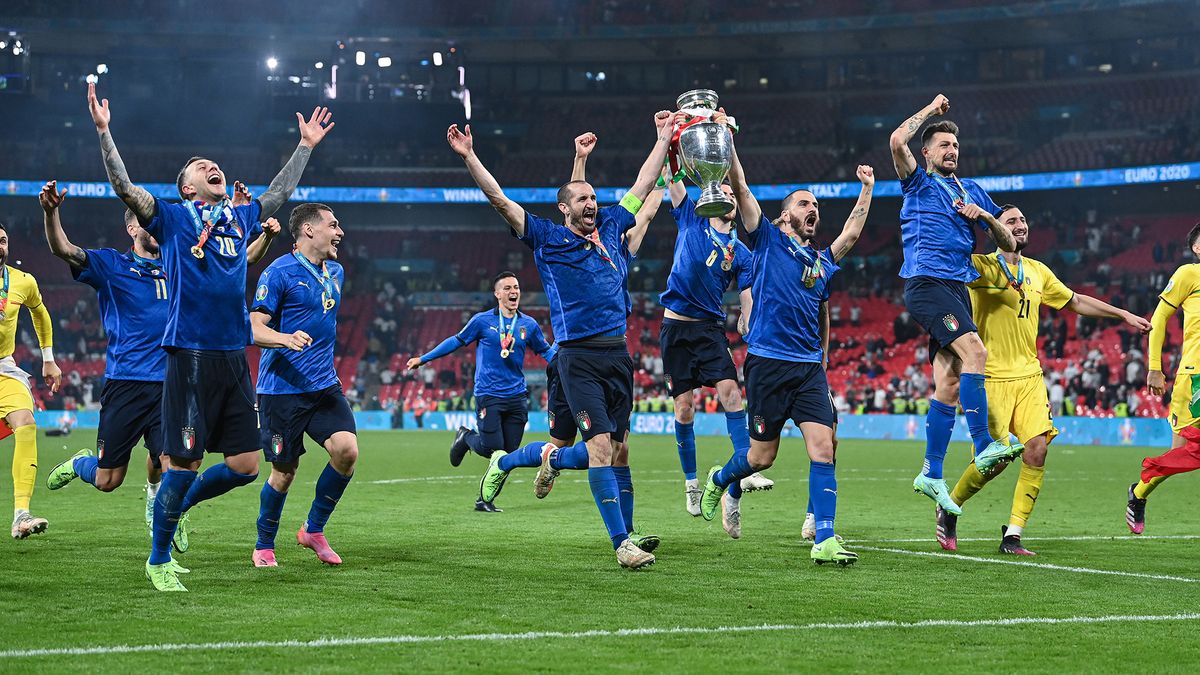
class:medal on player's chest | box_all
[499,311,517,359]
[0,266,10,321]
[707,226,736,272]
[184,199,233,260]
[930,170,971,211]
[784,233,822,288]
[996,253,1026,301]
[292,251,337,313]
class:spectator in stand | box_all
[849,304,862,327]
[893,310,920,344]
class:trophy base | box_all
[694,191,735,218]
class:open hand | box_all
[447,124,474,157]
[39,180,67,213]
[232,180,252,206]
[297,106,335,148]
[43,361,62,394]
[87,82,110,131]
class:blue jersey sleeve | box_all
[455,314,485,345]
[239,201,265,241]
[517,212,556,250]
[669,196,703,231]
[900,167,928,195]
[251,266,287,317]
[143,198,178,240]
[974,184,1003,223]
[747,216,774,251]
[527,320,554,360]
[735,247,754,290]
[421,335,466,363]
[602,203,637,235]
[71,248,115,289]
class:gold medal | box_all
[804,276,816,289]
[721,260,732,272]
[323,297,336,312]
[500,349,510,358]
[190,245,205,259]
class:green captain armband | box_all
[619,192,643,215]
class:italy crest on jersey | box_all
[520,326,527,340]
[576,410,592,432]
[182,426,196,451]
[943,314,959,332]
[753,416,766,436]
[271,434,284,456]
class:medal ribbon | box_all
[584,230,618,271]
[706,226,737,269]
[783,233,823,287]
[182,198,231,255]
[130,251,162,273]
[292,251,335,311]
[0,266,9,317]
[996,252,1026,300]
[927,170,973,208]
[498,310,517,354]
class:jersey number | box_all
[217,237,237,257]
[705,250,719,268]
[154,278,168,300]
[1017,298,1031,319]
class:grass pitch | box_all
[2,430,1199,672]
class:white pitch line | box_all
[4,613,1200,659]
[851,534,1200,544]
[858,546,1200,582]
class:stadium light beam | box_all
[355,51,366,66]
[433,51,443,66]
[266,56,278,70]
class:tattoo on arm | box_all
[99,131,155,221]
[63,246,88,269]
[258,144,313,216]
[904,114,923,133]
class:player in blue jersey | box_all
[88,82,334,591]
[888,94,1022,518]
[661,170,772,521]
[409,271,556,512]
[450,111,676,569]
[250,203,358,568]
[700,114,873,563]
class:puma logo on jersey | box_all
[965,408,980,414]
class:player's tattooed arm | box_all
[831,165,875,262]
[973,208,1018,252]
[728,142,762,233]
[447,124,527,235]
[572,132,597,182]
[890,94,949,180]
[89,84,155,222]
[39,181,88,269]
[259,107,335,217]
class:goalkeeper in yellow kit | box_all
[0,222,63,539]
[938,206,1149,555]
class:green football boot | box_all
[700,465,724,521]
[912,474,962,516]
[479,451,510,504]
[46,449,93,490]
[975,439,1025,474]
[810,537,859,566]
[145,559,188,592]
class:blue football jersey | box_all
[659,196,753,320]
[745,217,840,363]
[898,169,1001,282]
[72,248,168,381]
[144,198,264,350]
[515,204,636,342]
[252,253,343,395]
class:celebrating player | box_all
[889,93,1022,515]
[251,203,357,567]
[449,110,673,569]
[660,151,769,517]
[1126,222,1200,533]
[0,222,61,539]
[410,272,555,512]
[701,116,873,562]
[88,82,334,590]
[940,206,1149,554]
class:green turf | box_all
[2,430,1198,672]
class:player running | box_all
[250,203,358,567]
[412,271,556,512]
[660,157,771,517]
[0,222,62,539]
[889,93,1022,515]
[701,109,873,561]
[1126,222,1200,533]
[941,205,1149,554]
[88,82,333,590]
[450,110,673,569]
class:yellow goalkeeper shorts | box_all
[986,373,1058,445]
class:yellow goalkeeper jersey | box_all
[967,253,1074,381]
[0,265,54,359]
[1156,263,1200,374]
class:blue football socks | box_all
[149,468,196,565]
[256,481,288,550]
[922,399,956,479]
[674,420,697,480]
[959,372,994,455]
[588,467,627,549]
[810,460,838,545]
[306,463,352,533]
[180,462,257,512]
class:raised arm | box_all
[251,311,312,352]
[88,83,155,223]
[624,111,679,203]
[258,107,335,217]
[1147,298,1175,396]
[624,185,664,256]
[1067,294,1153,333]
[39,181,88,269]
[889,94,949,180]
[728,139,762,233]
[572,132,597,182]
[830,165,875,262]
[448,124,527,236]
[247,217,281,265]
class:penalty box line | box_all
[3,613,1200,659]
[858,545,1200,583]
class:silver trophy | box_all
[675,89,735,217]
